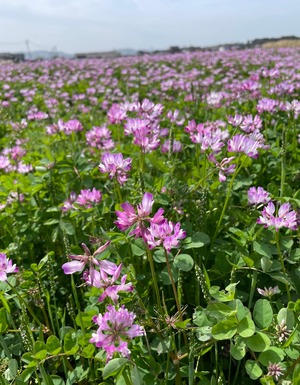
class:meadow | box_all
[0,47,299,384]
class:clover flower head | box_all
[90,305,144,362]
[0,253,18,281]
[248,186,271,206]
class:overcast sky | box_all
[1,0,300,54]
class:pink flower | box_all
[257,202,298,231]
[62,242,111,283]
[115,192,165,239]
[144,219,186,252]
[247,186,271,206]
[0,253,18,281]
[61,192,77,212]
[84,263,133,302]
[208,154,236,182]
[227,134,261,158]
[76,188,102,208]
[99,152,132,185]
[90,305,144,362]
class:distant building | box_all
[0,53,25,62]
[75,51,121,59]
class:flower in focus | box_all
[76,188,102,208]
[99,152,132,185]
[90,304,144,362]
[0,253,18,281]
[227,134,261,158]
[62,242,111,283]
[247,186,271,206]
[115,192,165,239]
[257,201,298,231]
[267,362,284,381]
[84,263,133,302]
[144,219,186,252]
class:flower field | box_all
[0,48,300,384]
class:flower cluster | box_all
[257,201,298,231]
[99,152,132,185]
[115,192,186,253]
[0,253,18,281]
[90,305,144,362]
[61,188,102,211]
[62,242,141,361]
[247,186,271,206]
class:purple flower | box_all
[208,154,236,182]
[85,126,114,150]
[144,219,186,252]
[247,187,271,206]
[76,188,102,208]
[0,253,18,281]
[61,192,77,212]
[84,263,133,302]
[267,362,283,381]
[90,305,144,362]
[62,242,111,282]
[257,286,280,297]
[99,152,132,185]
[115,192,165,239]
[257,201,298,231]
[227,134,262,158]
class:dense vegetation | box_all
[0,48,300,384]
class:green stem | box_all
[275,231,291,302]
[164,249,182,321]
[280,125,286,198]
[211,156,246,246]
[248,270,257,309]
[6,280,45,329]
[145,246,163,314]
[114,178,123,203]
[70,275,85,336]
[122,367,133,385]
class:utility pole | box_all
[25,39,31,59]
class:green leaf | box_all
[81,344,95,358]
[33,341,47,360]
[75,310,97,328]
[50,375,65,385]
[46,335,62,355]
[258,347,285,366]
[253,299,273,328]
[102,358,129,379]
[64,331,79,354]
[159,264,178,285]
[0,307,8,333]
[245,332,271,352]
[245,360,263,380]
[277,307,295,329]
[153,249,167,263]
[230,337,246,360]
[209,286,235,302]
[211,312,238,340]
[184,232,210,249]
[253,241,272,258]
[60,221,75,235]
[173,254,194,271]
[131,239,146,257]
[237,316,255,338]
[293,363,300,384]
